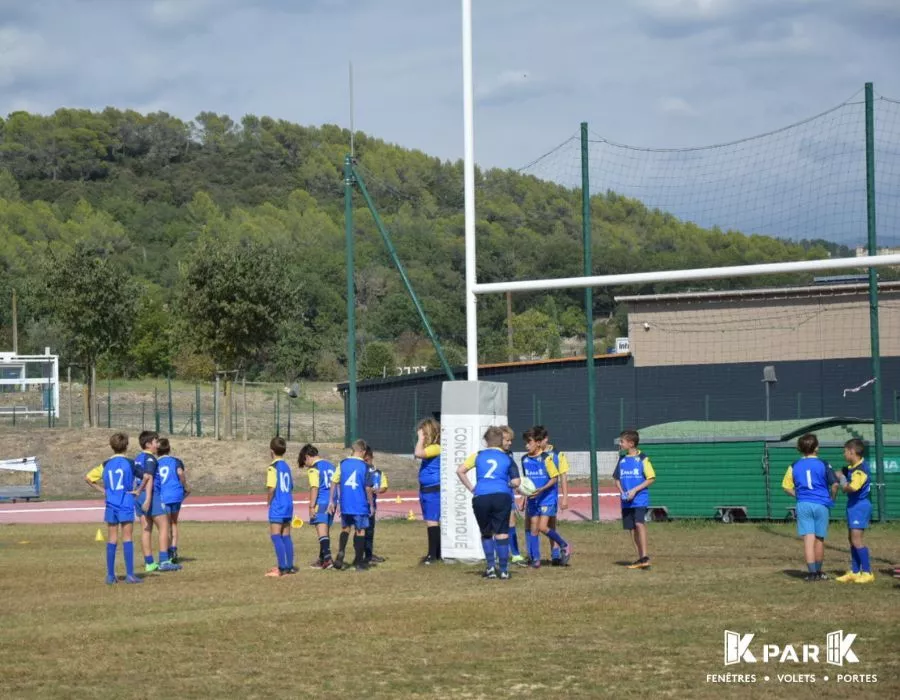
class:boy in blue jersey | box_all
[457,426,521,580]
[84,432,142,584]
[533,425,572,566]
[521,429,571,569]
[500,426,526,567]
[781,433,838,582]
[135,431,181,572]
[329,439,375,572]
[414,418,442,565]
[301,443,336,570]
[266,436,296,577]
[613,430,656,570]
[835,438,875,584]
[363,445,389,564]
[157,437,190,565]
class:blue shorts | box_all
[269,516,292,525]
[104,505,135,525]
[164,502,182,515]
[419,488,440,522]
[847,501,872,530]
[526,498,557,518]
[341,514,370,530]
[796,501,830,538]
[137,494,166,519]
[310,507,334,527]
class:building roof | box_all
[637,417,900,444]
[615,281,900,304]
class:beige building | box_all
[616,282,900,367]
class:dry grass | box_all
[0,428,425,497]
[1,521,897,699]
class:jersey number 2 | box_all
[484,459,499,479]
[107,469,124,490]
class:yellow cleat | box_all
[835,571,859,583]
[854,572,875,584]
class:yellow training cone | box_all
[95,528,105,542]
[394,494,402,504]
[292,516,304,529]
[406,509,416,521]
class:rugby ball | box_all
[518,477,537,496]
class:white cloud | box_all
[659,96,699,116]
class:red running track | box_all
[0,488,620,525]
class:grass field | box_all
[1,520,897,699]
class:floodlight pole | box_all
[462,0,478,379]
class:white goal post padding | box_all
[439,380,508,562]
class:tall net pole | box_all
[344,154,357,442]
[865,82,886,521]
[581,122,600,521]
[461,0,478,379]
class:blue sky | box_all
[1,0,898,245]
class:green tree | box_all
[510,308,561,360]
[177,239,285,438]
[41,243,137,425]
[359,341,396,380]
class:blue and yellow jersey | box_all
[544,446,570,476]
[266,459,294,520]
[465,448,519,497]
[521,452,560,491]
[158,455,185,504]
[132,451,148,490]
[368,466,388,502]
[134,451,160,496]
[843,459,871,507]
[613,453,656,508]
[418,444,441,488]
[333,457,373,515]
[307,458,336,513]
[86,456,137,509]
[782,457,835,507]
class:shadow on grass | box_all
[757,524,896,566]
[781,569,809,579]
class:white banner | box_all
[439,381,508,562]
[0,457,39,473]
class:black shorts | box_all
[472,493,513,538]
[622,507,648,530]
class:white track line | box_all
[0,492,617,515]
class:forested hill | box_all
[0,108,832,381]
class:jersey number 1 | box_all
[805,470,813,490]
[107,469,124,491]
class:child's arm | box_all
[414,429,427,459]
[456,457,476,494]
[84,465,105,495]
[177,463,190,499]
[781,467,795,498]
[557,453,570,510]
[328,467,341,514]
[624,477,655,502]
[378,470,388,495]
[265,466,276,507]
[139,474,153,511]
[528,476,558,499]
[367,485,375,516]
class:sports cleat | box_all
[560,544,573,567]
[158,561,182,572]
[419,555,436,566]
[817,571,829,581]
[482,567,498,579]
[369,554,386,564]
[144,562,159,573]
[285,567,298,575]
[499,570,511,580]
[334,551,345,570]
[550,558,561,567]
[803,573,820,583]
[321,558,335,570]
[836,571,859,583]
[854,572,875,584]
[510,554,527,567]
[626,557,650,570]
[265,567,283,577]
[105,575,118,585]
[124,575,143,584]
[170,555,180,564]
[529,560,541,569]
